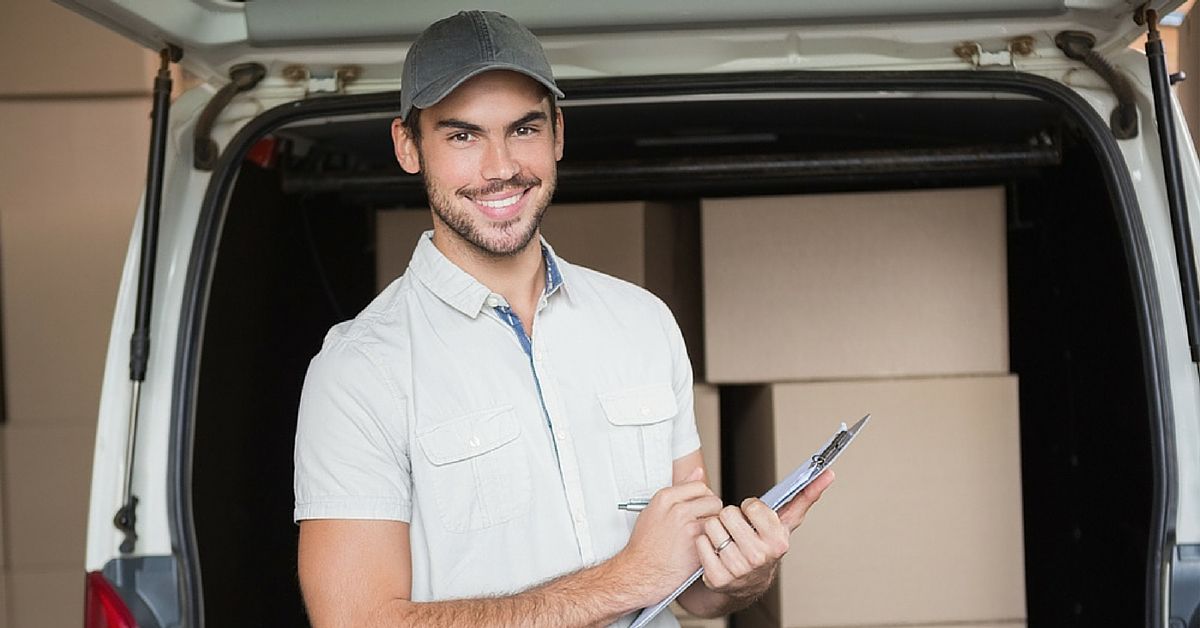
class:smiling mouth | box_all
[465,187,532,221]
[474,191,525,210]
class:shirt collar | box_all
[542,239,566,297]
[408,231,569,318]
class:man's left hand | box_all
[695,470,835,597]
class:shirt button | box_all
[556,431,568,442]
[468,436,480,448]
[640,406,652,417]
[574,513,585,524]
[485,296,500,307]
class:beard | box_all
[422,155,556,258]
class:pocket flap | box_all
[417,406,519,466]
[599,383,678,426]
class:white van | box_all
[57,1,1200,626]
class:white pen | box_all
[617,497,651,512]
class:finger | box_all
[696,534,735,589]
[714,536,752,575]
[676,465,704,485]
[670,494,720,521]
[741,498,790,558]
[704,515,752,574]
[703,515,729,548]
[655,477,716,504]
[719,505,767,566]
[741,498,786,539]
[778,470,835,530]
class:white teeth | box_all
[476,193,522,209]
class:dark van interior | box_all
[187,74,1161,627]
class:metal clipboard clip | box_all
[812,420,857,469]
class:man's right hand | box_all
[616,467,723,602]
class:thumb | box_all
[778,469,835,530]
[678,465,705,485]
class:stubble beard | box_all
[422,152,556,258]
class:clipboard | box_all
[628,415,871,628]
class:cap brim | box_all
[409,62,565,113]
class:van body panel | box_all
[1099,49,1200,546]
[51,0,1186,82]
[86,86,216,570]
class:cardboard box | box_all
[8,568,84,628]
[377,201,704,371]
[694,384,721,496]
[0,427,6,570]
[729,376,1026,627]
[701,187,1008,382]
[0,204,137,426]
[0,0,154,96]
[0,572,7,628]
[0,100,150,212]
[737,604,1023,628]
[3,425,94,568]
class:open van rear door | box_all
[55,0,1187,80]
[52,1,1197,628]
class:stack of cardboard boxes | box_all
[376,187,1025,627]
[703,188,1026,628]
[0,1,157,626]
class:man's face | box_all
[392,71,564,257]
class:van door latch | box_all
[282,65,362,96]
[954,36,1036,68]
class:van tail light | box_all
[84,571,137,628]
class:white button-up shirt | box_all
[295,232,700,627]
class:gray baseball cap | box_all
[400,10,564,120]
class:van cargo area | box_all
[183,75,1160,627]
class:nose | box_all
[481,138,518,181]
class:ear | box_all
[391,118,422,174]
[553,106,565,162]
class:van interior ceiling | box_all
[189,90,1154,627]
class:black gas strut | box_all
[1142,9,1200,363]
[114,45,180,554]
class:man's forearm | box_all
[375,553,652,628]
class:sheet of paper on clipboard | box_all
[628,415,871,628]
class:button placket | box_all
[531,335,595,564]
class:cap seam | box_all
[470,10,496,61]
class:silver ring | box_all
[714,536,734,555]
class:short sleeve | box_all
[657,299,702,460]
[294,337,412,522]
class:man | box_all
[294,10,833,627]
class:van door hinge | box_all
[282,65,362,96]
[954,36,1036,68]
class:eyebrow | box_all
[433,111,548,136]
[507,111,548,134]
[434,118,485,134]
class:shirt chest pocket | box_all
[600,384,678,500]
[416,406,531,533]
